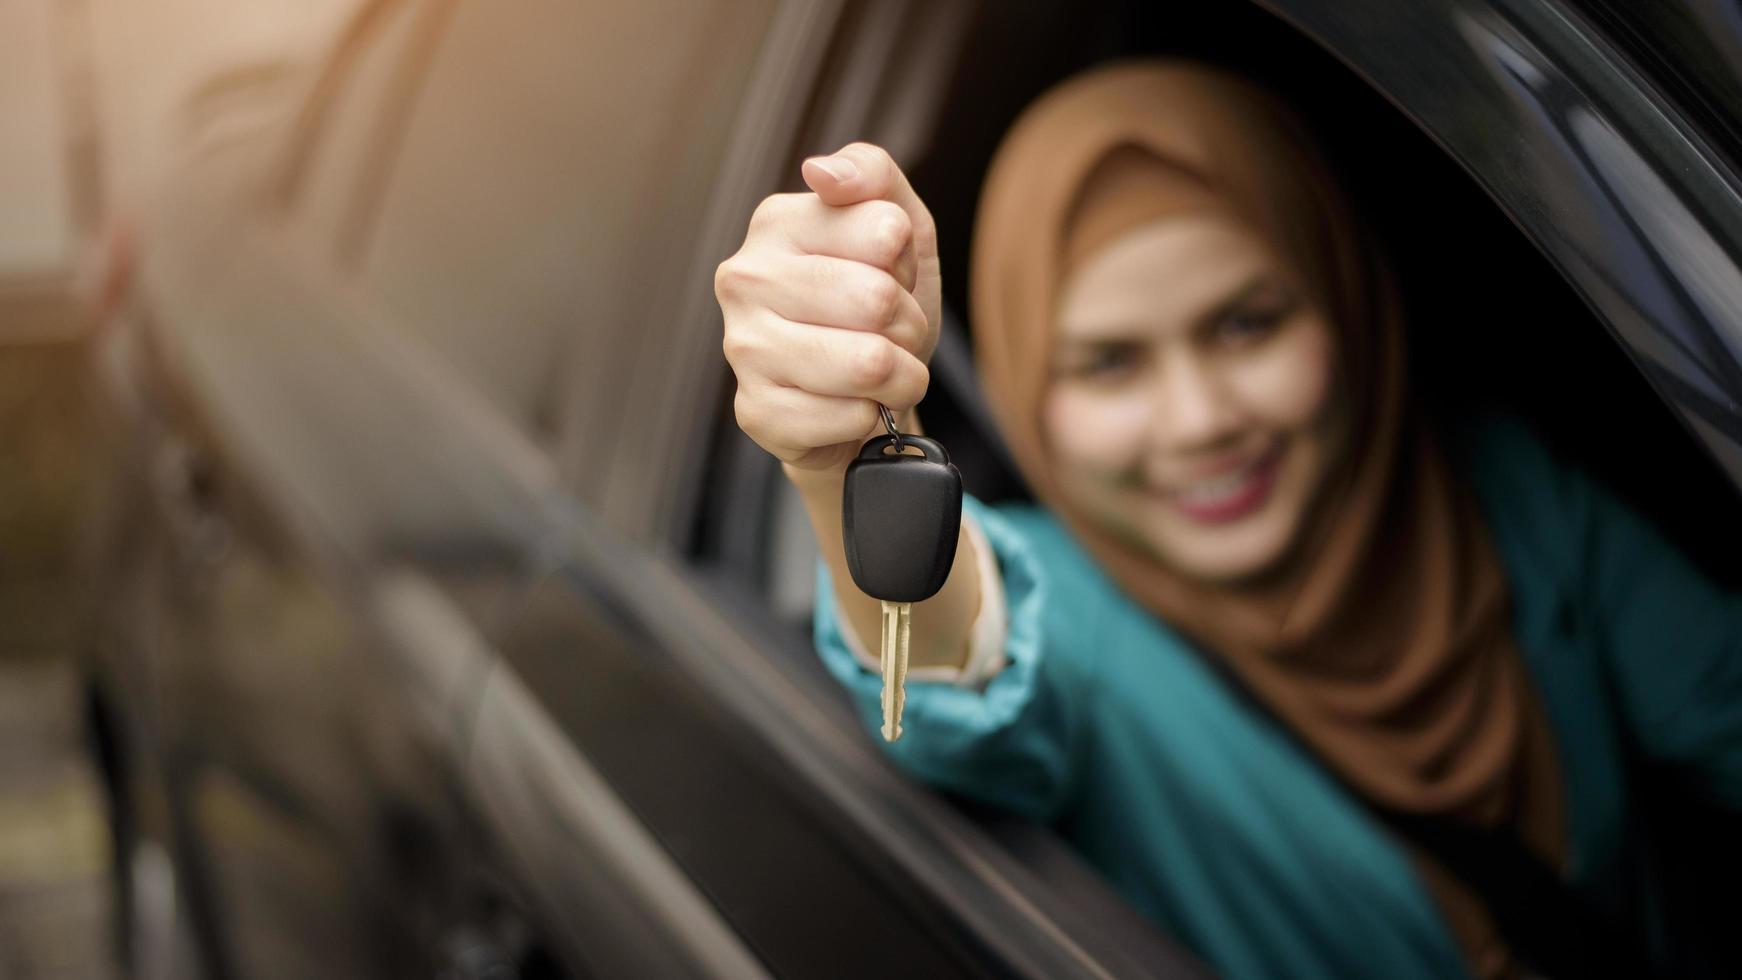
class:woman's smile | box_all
[1148,438,1287,525]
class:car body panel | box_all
[1261,0,1742,490]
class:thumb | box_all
[801,140,939,271]
[800,153,862,201]
[802,142,942,355]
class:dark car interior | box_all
[699,0,1741,597]
[920,0,1741,583]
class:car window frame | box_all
[543,0,853,547]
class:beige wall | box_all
[0,0,358,281]
[0,0,76,276]
[88,0,357,206]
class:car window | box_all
[1565,0,1742,180]
[274,0,434,257]
[355,0,776,459]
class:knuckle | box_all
[717,257,774,309]
[732,388,762,433]
[714,257,748,302]
[858,275,902,326]
[720,323,758,366]
[747,193,789,234]
[866,203,912,265]
[848,338,898,390]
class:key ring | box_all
[877,403,904,453]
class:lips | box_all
[1161,443,1285,525]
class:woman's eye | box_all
[1217,305,1288,344]
[1071,343,1143,380]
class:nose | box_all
[1151,351,1240,452]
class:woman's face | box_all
[1044,215,1346,585]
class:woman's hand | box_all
[717,143,975,676]
[716,142,943,474]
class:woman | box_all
[714,61,1742,978]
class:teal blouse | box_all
[812,418,1742,979]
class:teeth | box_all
[1175,464,1256,504]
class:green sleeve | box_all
[811,495,1086,823]
[1571,459,1742,807]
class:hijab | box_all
[968,60,1564,976]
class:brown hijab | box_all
[968,60,1564,976]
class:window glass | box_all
[1566,1,1742,176]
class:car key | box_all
[842,407,962,741]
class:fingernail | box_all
[807,155,859,182]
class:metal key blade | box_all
[880,600,907,741]
[893,601,910,736]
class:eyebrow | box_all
[1056,271,1287,345]
[1195,273,1279,329]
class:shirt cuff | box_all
[834,510,1009,690]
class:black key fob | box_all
[842,434,962,604]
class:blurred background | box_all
[2,4,354,976]
[3,0,1740,978]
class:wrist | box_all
[782,459,847,492]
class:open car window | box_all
[690,2,1742,976]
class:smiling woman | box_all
[958,64,1569,977]
[1046,210,1341,583]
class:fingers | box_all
[800,142,939,271]
[734,385,882,465]
[724,312,930,410]
[739,254,928,355]
[718,140,944,472]
[749,193,917,290]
